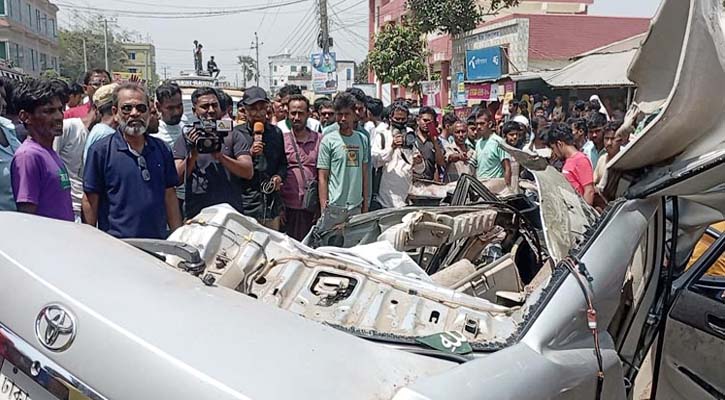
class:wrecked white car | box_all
[1,0,725,399]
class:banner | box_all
[310,52,337,94]
[466,83,491,106]
[454,71,466,106]
[465,46,504,81]
[420,80,442,108]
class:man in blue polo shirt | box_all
[82,82,182,239]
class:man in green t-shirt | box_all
[474,109,511,186]
[317,92,369,230]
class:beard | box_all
[121,120,147,137]
[165,114,183,126]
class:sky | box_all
[56,0,662,89]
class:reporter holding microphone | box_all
[235,87,287,230]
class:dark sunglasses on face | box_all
[120,104,149,114]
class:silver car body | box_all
[2,0,725,399]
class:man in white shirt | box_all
[55,100,98,221]
[371,101,424,209]
[151,82,187,211]
[275,84,321,133]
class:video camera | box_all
[185,119,234,154]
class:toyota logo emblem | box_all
[34,304,76,352]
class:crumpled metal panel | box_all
[168,206,528,346]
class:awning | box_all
[544,49,638,88]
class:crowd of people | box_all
[0,69,626,242]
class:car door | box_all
[651,227,725,400]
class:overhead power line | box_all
[55,0,311,19]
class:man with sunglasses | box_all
[64,69,112,119]
[82,83,181,239]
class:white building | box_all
[0,0,59,77]
[268,51,356,95]
[268,52,311,94]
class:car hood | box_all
[0,212,453,400]
[610,0,725,202]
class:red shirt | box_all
[563,151,593,196]
[64,102,92,119]
[281,129,321,210]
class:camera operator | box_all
[371,101,424,209]
[172,87,253,219]
[235,86,287,230]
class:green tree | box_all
[355,56,369,84]
[407,0,520,35]
[368,22,428,91]
[59,16,129,82]
[236,55,256,87]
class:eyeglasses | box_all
[136,154,151,182]
[320,111,334,117]
[120,104,149,114]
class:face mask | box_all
[391,121,407,131]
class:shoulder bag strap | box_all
[287,130,309,181]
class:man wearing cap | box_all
[83,83,119,163]
[173,87,253,220]
[83,83,182,238]
[234,86,287,229]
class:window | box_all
[346,68,352,81]
[43,13,48,35]
[273,65,277,73]
[301,66,308,73]
[35,9,40,31]
[26,3,31,27]
[127,68,138,73]
[39,53,46,70]
[290,65,297,72]
[30,48,35,71]
[0,0,5,16]
[273,79,278,86]
[0,42,6,60]
[687,222,725,277]
[50,18,56,37]
[128,52,136,60]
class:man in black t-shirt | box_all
[172,87,253,219]
[234,86,287,230]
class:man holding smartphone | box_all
[412,106,445,182]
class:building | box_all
[268,52,312,94]
[0,0,59,77]
[118,42,156,84]
[368,0,648,104]
[268,51,356,95]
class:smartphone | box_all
[426,120,438,138]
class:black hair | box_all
[112,82,149,107]
[48,79,69,105]
[589,98,602,111]
[587,112,607,130]
[317,99,333,111]
[389,101,409,117]
[541,122,575,146]
[82,69,112,85]
[278,84,301,98]
[574,100,587,112]
[191,86,219,106]
[381,105,391,121]
[288,93,310,109]
[14,79,64,114]
[572,118,589,134]
[367,98,383,118]
[471,107,492,122]
[217,90,233,111]
[155,82,182,104]
[502,121,523,136]
[418,106,437,121]
[332,92,356,112]
[68,82,84,96]
[442,112,458,128]
[0,77,17,115]
[604,120,622,133]
[345,87,367,105]
[534,106,545,113]
[509,100,520,108]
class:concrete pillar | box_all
[440,60,450,107]
[368,0,376,83]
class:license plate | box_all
[0,373,33,400]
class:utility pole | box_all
[242,64,247,88]
[251,32,263,87]
[82,37,88,72]
[319,0,330,54]
[102,18,109,71]
[162,65,168,80]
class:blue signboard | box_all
[454,71,466,106]
[465,47,504,81]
